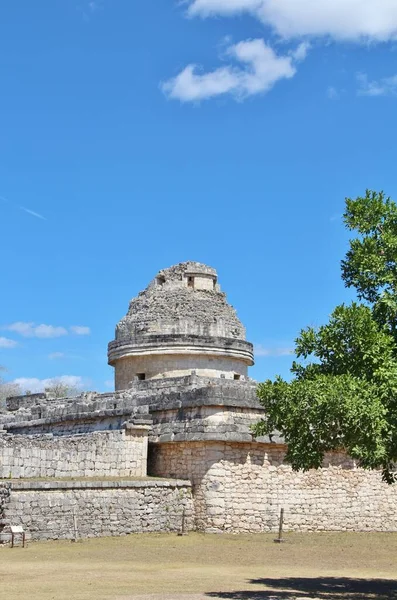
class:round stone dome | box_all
[108,262,254,389]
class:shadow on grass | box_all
[206,577,397,599]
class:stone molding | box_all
[108,334,254,366]
[8,478,191,490]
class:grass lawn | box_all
[1,532,396,600]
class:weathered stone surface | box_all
[115,262,244,340]
[2,260,397,540]
[149,441,397,533]
[0,429,148,479]
[0,480,193,541]
[108,262,254,387]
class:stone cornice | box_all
[108,333,254,366]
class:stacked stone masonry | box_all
[149,441,397,533]
[0,429,148,479]
[0,480,193,541]
[2,261,397,541]
[109,262,254,387]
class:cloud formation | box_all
[162,38,299,101]
[357,72,397,96]
[6,322,68,338]
[12,375,86,394]
[0,337,18,349]
[254,344,294,357]
[48,352,66,360]
[70,325,91,335]
[327,86,340,100]
[4,322,91,339]
[186,0,397,42]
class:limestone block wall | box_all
[0,480,193,541]
[115,354,248,389]
[8,416,130,436]
[0,482,11,531]
[150,405,265,444]
[0,429,148,479]
[189,275,216,291]
[149,441,397,533]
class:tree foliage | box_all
[0,367,21,410]
[44,380,78,399]
[254,190,397,482]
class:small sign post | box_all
[10,526,25,548]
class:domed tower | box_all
[108,262,254,390]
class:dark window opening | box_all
[187,276,194,288]
[156,276,166,286]
[137,373,146,381]
[234,374,241,380]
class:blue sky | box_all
[1,0,397,392]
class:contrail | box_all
[20,206,46,220]
[0,194,46,220]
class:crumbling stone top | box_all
[115,262,246,341]
[155,261,217,281]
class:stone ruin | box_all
[1,261,397,541]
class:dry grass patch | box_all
[1,532,397,600]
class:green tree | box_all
[254,190,397,483]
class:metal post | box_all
[177,509,187,536]
[72,508,79,542]
[274,508,285,543]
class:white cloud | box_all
[162,38,297,101]
[327,86,340,99]
[5,322,68,338]
[186,0,397,42]
[291,41,311,62]
[357,72,397,96]
[0,337,18,349]
[4,322,90,340]
[104,379,114,390]
[254,344,294,357]
[70,325,91,335]
[12,375,86,394]
[48,352,66,360]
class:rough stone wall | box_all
[150,405,265,444]
[115,355,248,388]
[149,441,397,533]
[0,482,11,537]
[115,262,245,341]
[1,480,193,541]
[4,389,150,426]
[0,429,148,479]
[8,416,135,436]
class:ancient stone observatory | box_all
[108,262,254,389]
[2,260,397,541]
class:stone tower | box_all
[108,261,254,390]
